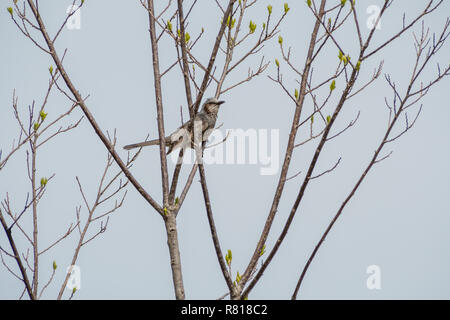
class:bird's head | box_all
[202,97,225,115]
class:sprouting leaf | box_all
[267,5,272,15]
[284,3,290,13]
[40,177,48,187]
[306,0,312,7]
[7,7,13,15]
[225,249,232,266]
[260,244,266,256]
[275,58,280,68]
[249,20,256,34]
[40,110,48,121]
[53,261,57,270]
[330,80,336,91]
[278,35,283,45]
[294,88,299,100]
[326,115,331,124]
[166,20,172,32]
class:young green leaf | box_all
[249,20,256,34]
[330,80,336,91]
[40,177,48,187]
[278,35,283,45]
[225,249,232,266]
[260,244,266,256]
[267,5,272,15]
[40,110,48,121]
[284,3,290,13]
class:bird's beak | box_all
[217,100,225,105]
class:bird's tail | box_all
[123,137,170,150]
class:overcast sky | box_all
[1,0,449,299]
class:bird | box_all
[123,97,225,154]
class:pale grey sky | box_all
[1,0,449,299]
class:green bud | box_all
[284,3,290,13]
[267,5,272,15]
[278,35,283,45]
[342,55,348,64]
[294,88,299,100]
[306,0,312,7]
[225,15,236,29]
[166,20,172,32]
[330,80,336,91]
[49,65,53,75]
[40,177,48,187]
[72,287,77,294]
[7,7,13,16]
[355,60,361,71]
[236,271,241,283]
[40,110,48,121]
[260,244,266,256]
[275,58,280,68]
[338,50,344,61]
[184,32,190,44]
[341,0,347,7]
[175,197,179,205]
[326,115,331,124]
[225,249,232,266]
[53,261,57,270]
[249,20,256,34]
[163,207,168,216]
[327,18,332,29]
[262,22,266,31]
[311,115,314,123]
[81,0,84,4]
[34,122,40,131]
